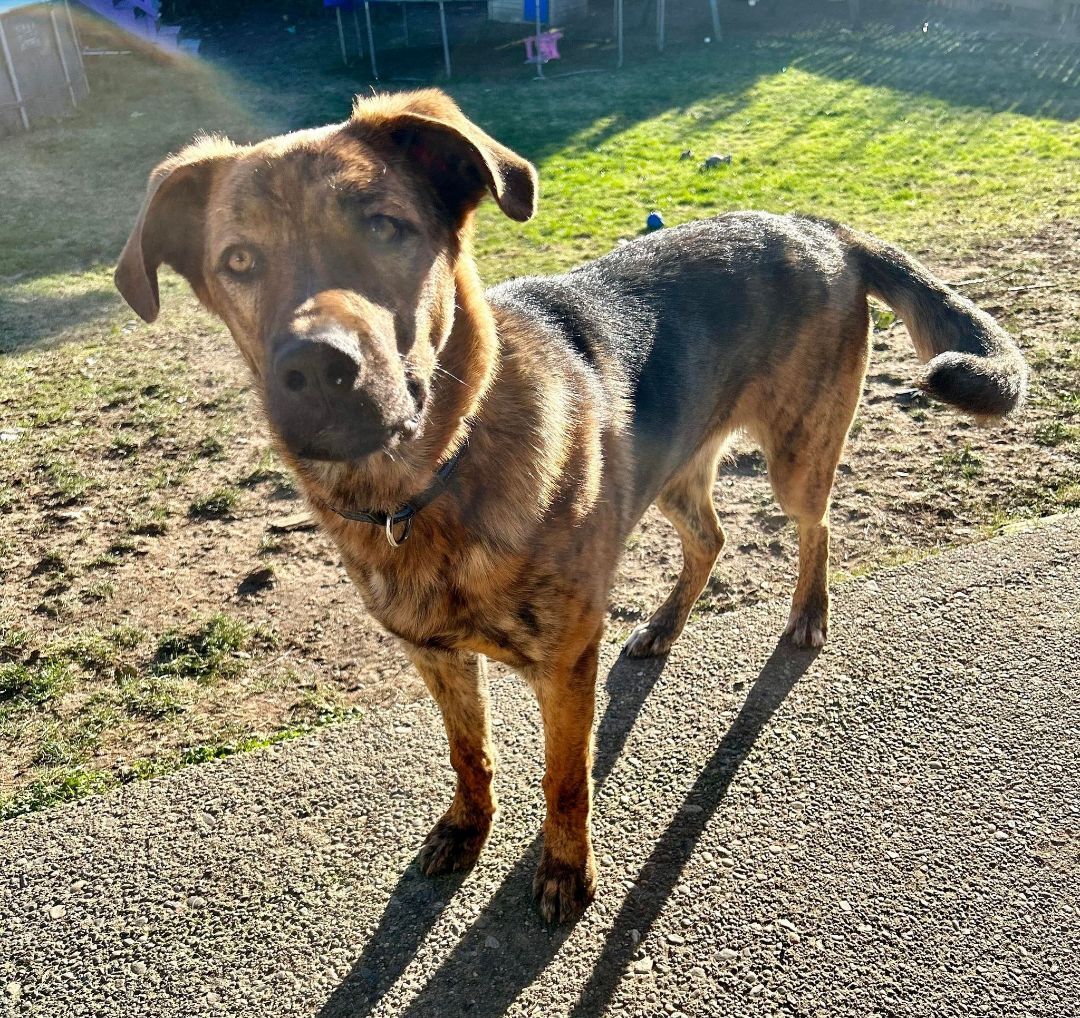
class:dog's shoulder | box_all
[487,272,656,387]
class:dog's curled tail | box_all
[846,228,1028,419]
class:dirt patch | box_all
[1,221,1077,806]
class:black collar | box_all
[316,442,466,547]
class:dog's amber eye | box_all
[365,215,401,245]
[221,245,258,278]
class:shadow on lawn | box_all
[485,24,1080,167]
[317,638,817,1017]
[0,286,120,353]
[3,15,1077,338]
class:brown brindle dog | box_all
[115,89,1027,923]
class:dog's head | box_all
[115,90,536,463]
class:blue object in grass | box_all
[646,211,665,231]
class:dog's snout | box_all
[265,325,416,462]
[273,337,361,401]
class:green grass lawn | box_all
[1,20,1078,818]
[2,23,1078,291]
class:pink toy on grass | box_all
[524,29,562,64]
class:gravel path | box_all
[3,515,1078,1018]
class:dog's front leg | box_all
[405,645,496,876]
[530,627,602,923]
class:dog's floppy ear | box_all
[352,89,537,224]
[115,138,235,323]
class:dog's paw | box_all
[784,609,827,649]
[532,850,597,925]
[418,814,490,877]
[623,622,676,658]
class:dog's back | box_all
[489,211,1026,513]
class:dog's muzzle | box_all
[265,326,417,461]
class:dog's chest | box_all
[347,553,544,668]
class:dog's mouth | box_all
[293,415,422,463]
[271,370,428,464]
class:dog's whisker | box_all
[433,364,471,389]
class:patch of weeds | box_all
[1054,481,1080,509]
[148,463,192,491]
[846,545,935,578]
[111,626,144,651]
[119,675,188,720]
[1033,420,1079,448]
[196,435,226,460]
[128,506,169,536]
[0,767,116,821]
[127,725,317,782]
[870,305,896,331]
[31,549,69,576]
[0,625,30,662]
[43,458,94,504]
[941,443,984,480]
[240,449,295,500]
[61,626,143,680]
[240,448,289,489]
[291,684,349,724]
[0,657,73,706]
[151,614,256,684]
[42,574,74,597]
[189,487,240,520]
[35,596,71,620]
[237,565,276,597]
[81,579,115,602]
[33,701,121,768]
[87,552,119,570]
[258,532,284,555]
[34,728,95,768]
[107,434,140,460]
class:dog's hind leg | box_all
[405,646,496,876]
[761,323,868,648]
[624,441,726,659]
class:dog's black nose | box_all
[273,337,361,402]
[266,329,407,461]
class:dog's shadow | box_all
[317,639,817,1017]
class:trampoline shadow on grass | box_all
[0,285,120,352]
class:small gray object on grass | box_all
[680,149,693,160]
[704,153,733,168]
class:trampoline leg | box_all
[351,5,363,58]
[64,0,87,90]
[365,1,378,79]
[616,0,623,69]
[439,1,451,79]
[335,7,348,65]
[0,17,29,131]
[708,0,722,42]
[533,0,544,78]
[50,6,78,106]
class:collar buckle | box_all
[385,512,413,548]
[316,440,467,547]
